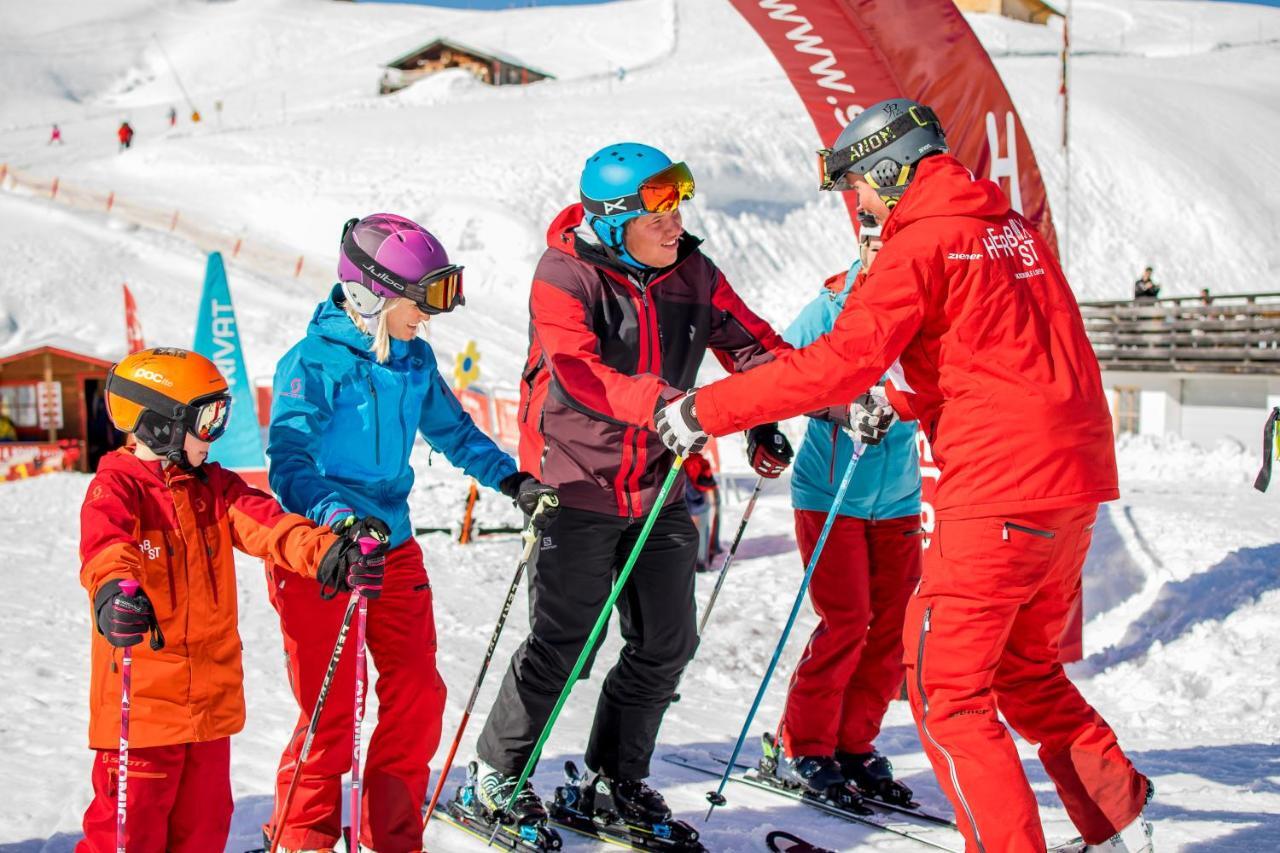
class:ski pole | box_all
[115,579,141,853]
[348,535,383,853]
[489,456,686,844]
[268,592,361,853]
[697,476,763,637]
[705,442,865,820]
[424,493,560,827]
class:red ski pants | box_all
[77,737,232,853]
[781,512,922,756]
[902,504,1148,852]
[268,538,446,852]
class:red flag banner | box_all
[123,283,145,354]
[728,0,1058,254]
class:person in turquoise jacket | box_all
[769,225,925,809]
[264,213,558,852]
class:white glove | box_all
[848,386,896,446]
[654,393,708,456]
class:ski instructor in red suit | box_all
[654,100,1154,853]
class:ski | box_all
[662,752,964,853]
[712,745,957,828]
[436,799,564,851]
[766,830,834,853]
[547,761,707,852]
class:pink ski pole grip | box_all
[119,579,140,597]
[357,536,381,556]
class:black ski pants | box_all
[476,502,699,780]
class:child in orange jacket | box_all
[77,348,385,853]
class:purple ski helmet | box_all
[338,213,464,316]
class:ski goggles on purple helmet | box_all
[339,217,465,315]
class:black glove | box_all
[499,472,561,529]
[317,516,391,600]
[95,580,164,650]
[654,392,708,456]
[746,423,794,478]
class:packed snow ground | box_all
[5,438,1280,853]
[2,0,1280,850]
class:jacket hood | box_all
[545,203,703,285]
[882,154,1011,241]
[308,285,412,362]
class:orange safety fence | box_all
[0,163,333,289]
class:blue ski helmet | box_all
[580,143,694,269]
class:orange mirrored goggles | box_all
[637,162,695,213]
[406,265,465,315]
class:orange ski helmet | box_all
[106,348,232,466]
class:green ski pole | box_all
[488,455,686,841]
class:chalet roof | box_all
[0,340,116,369]
[385,37,555,79]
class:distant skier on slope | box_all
[654,99,1154,852]
[264,213,557,852]
[76,348,371,852]
[765,220,924,808]
[117,121,134,152]
[466,143,794,836]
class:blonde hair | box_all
[344,297,412,364]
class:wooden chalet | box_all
[954,0,1062,25]
[1081,292,1280,448]
[0,343,124,476]
[380,38,554,94]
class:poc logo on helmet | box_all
[133,367,174,387]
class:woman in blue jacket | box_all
[768,226,924,808]
[264,214,557,852]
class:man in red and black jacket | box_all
[473,143,793,824]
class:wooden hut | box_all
[954,0,1062,25]
[381,38,554,95]
[0,343,123,477]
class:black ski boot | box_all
[588,773,673,824]
[550,761,705,850]
[759,732,870,814]
[443,761,561,851]
[837,749,916,807]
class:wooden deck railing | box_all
[1079,292,1280,374]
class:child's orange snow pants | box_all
[267,538,446,852]
[77,737,232,852]
[902,503,1149,852]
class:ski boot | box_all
[760,733,870,815]
[1081,813,1153,852]
[550,761,705,850]
[836,749,916,807]
[444,760,562,851]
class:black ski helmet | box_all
[819,98,948,207]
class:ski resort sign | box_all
[728,0,1056,251]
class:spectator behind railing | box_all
[1134,265,1160,300]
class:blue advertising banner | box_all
[193,252,264,468]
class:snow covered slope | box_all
[2,0,1277,377]
[2,1,1280,851]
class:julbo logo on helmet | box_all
[360,261,402,290]
[133,368,174,387]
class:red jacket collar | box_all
[882,154,1011,241]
